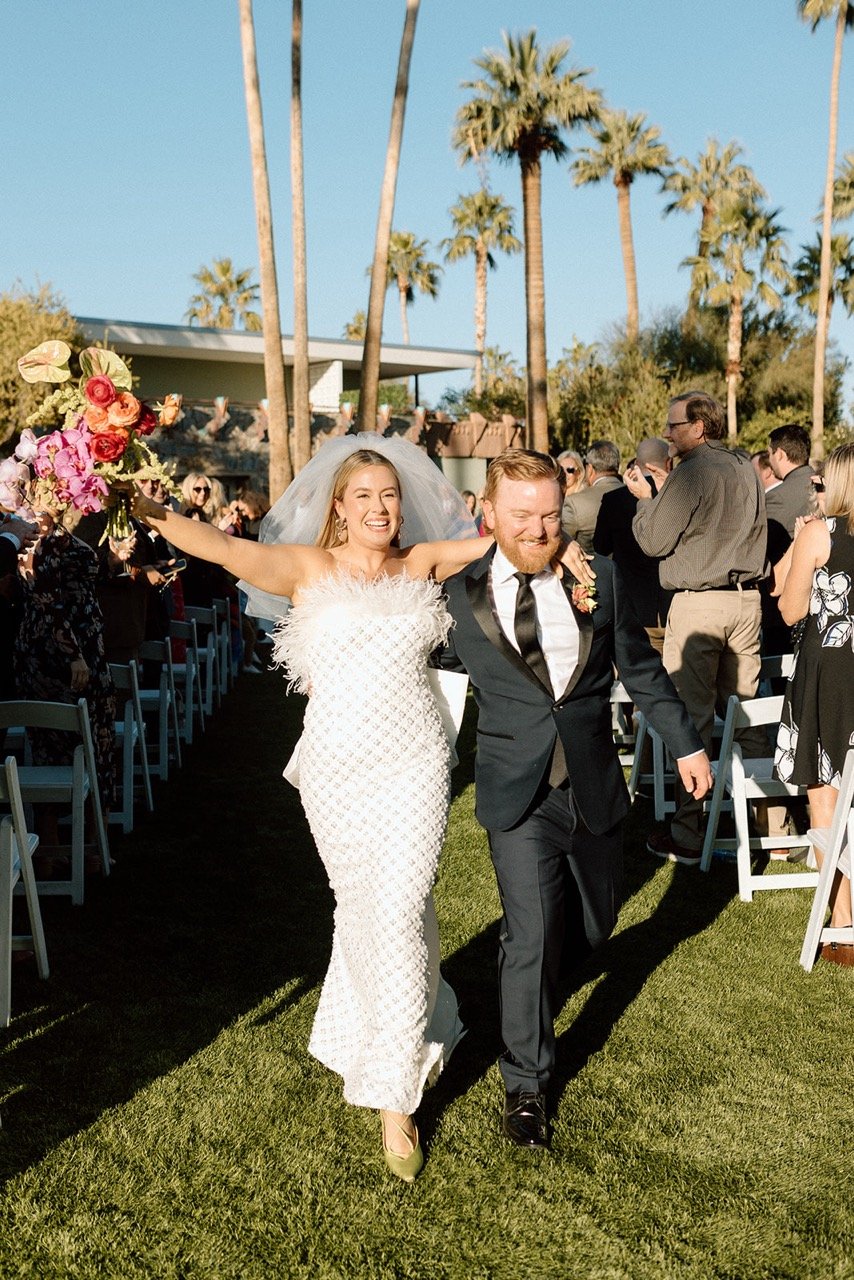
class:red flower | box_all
[85,375,117,408]
[136,404,158,436]
[571,582,598,614]
[90,431,128,462]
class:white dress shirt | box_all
[490,546,579,698]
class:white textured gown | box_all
[273,570,464,1113]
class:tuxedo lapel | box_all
[553,574,595,706]
[464,555,552,698]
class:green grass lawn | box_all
[1,674,851,1279]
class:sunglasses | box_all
[811,479,825,493]
[562,466,579,475]
[193,486,211,494]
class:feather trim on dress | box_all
[272,570,452,695]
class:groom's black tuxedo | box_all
[440,545,703,1095]
[441,545,702,832]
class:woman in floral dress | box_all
[15,514,116,816]
[773,443,854,966]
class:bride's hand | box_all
[554,538,596,586]
[129,485,165,526]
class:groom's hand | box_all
[677,751,713,800]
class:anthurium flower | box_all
[17,340,72,384]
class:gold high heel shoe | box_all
[380,1112,423,1184]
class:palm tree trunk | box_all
[358,0,420,432]
[726,292,743,440]
[290,0,312,472]
[811,0,847,461]
[520,152,549,453]
[474,240,487,396]
[238,0,292,500]
[398,278,410,345]
[684,201,714,332]
[615,176,639,344]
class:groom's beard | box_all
[493,527,561,575]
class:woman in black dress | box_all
[15,513,116,819]
[774,444,854,966]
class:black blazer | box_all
[440,547,703,834]
[593,485,673,629]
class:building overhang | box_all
[76,317,477,381]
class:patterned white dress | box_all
[273,571,464,1113]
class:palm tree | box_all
[237,0,292,498]
[686,195,792,439]
[290,0,311,472]
[185,258,262,331]
[384,230,441,345]
[454,30,602,452]
[833,151,854,218]
[571,109,670,344]
[343,310,367,341]
[358,0,420,432]
[663,139,765,320]
[797,0,854,458]
[439,189,521,394]
[791,232,854,329]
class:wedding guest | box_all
[556,450,586,497]
[0,517,36,698]
[561,441,622,553]
[773,443,854,967]
[461,489,485,535]
[629,391,767,865]
[15,510,116,832]
[179,474,229,607]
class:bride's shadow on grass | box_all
[0,682,330,1184]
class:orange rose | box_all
[157,393,183,428]
[84,405,110,432]
[107,392,141,430]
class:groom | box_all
[440,450,711,1149]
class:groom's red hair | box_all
[483,450,565,505]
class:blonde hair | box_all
[824,443,854,534]
[558,449,586,493]
[180,472,225,522]
[483,449,564,505]
[316,449,403,550]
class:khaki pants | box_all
[663,589,764,851]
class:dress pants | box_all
[663,588,764,851]
[488,782,623,1094]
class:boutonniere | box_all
[571,581,598,614]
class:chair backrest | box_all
[184,605,216,635]
[715,693,784,771]
[0,699,86,734]
[0,756,31,863]
[759,654,796,682]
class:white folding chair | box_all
[700,693,816,902]
[0,700,110,906]
[211,597,234,692]
[137,639,183,781]
[183,606,220,716]
[109,661,154,833]
[630,654,797,820]
[169,619,206,744]
[1,755,48,1027]
[610,680,636,769]
[799,748,854,972]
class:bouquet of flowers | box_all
[6,339,181,540]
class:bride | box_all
[131,434,587,1183]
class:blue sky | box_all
[1,0,851,410]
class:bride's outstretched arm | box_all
[131,491,327,598]
[412,534,595,584]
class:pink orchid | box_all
[67,473,109,514]
[14,429,38,463]
[0,457,28,511]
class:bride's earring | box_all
[336,515,347,540]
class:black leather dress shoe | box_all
[502,1091,550,1149]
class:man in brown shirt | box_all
[627,391,767,863]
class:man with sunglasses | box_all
[626,391,767,865]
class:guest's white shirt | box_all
[490,546,579,698]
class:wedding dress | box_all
[273,569,464,1113]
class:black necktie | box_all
[513,572,552,694]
